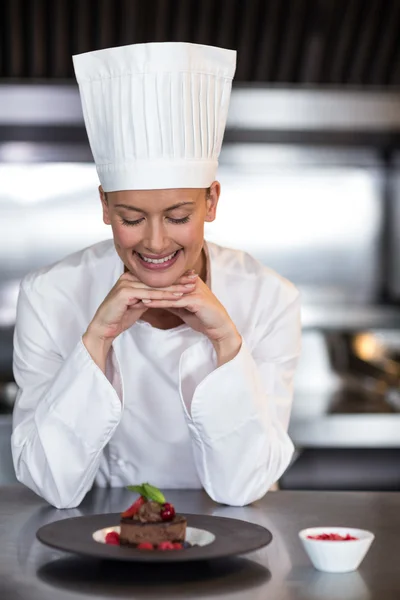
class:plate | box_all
[37,513,273,562]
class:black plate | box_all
[37,513,273,563]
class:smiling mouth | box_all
[136,250,180,265]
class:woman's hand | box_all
[142,271,242,366]
[83,272,196,371]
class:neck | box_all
[193,246,207,283]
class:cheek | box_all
[176,218,204,249]
[111,222,140,249]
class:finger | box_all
[123,288,192,303]
[140,297,199,311]
[121,304,149,330]
[174,273,199,285]
[178,274,207,289]
[126,303,148,317]
[183,269,198,279]
[126,297,143,307]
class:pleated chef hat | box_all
[72,42,236,192]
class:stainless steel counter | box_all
[0,415,16,484]
[0,485,399,599]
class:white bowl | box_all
[299,527,374,573]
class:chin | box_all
[127,264,183,288]
[138,273,173,287]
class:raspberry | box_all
[137,542,154,550]
[105,531,120,545]
[158,541,175,550]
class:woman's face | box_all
[101,182,220,287]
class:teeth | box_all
[139,250,178,264]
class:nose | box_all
[142,219,169,254]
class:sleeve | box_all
[11,282,123,509]
[179,292,301,507]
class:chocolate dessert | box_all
[119,483,187,548]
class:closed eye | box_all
[121,217,144,227]
[167,216,191,224]
[121,216,191,226]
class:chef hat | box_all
[72,42,236,192]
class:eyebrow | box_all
[114,201,195,213]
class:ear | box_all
[99,186,111,225]
[204,181,220,223]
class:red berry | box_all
[158,541,174,551]
[105,531,120,545]
[121,496,146,518]
[172,543,183,550]
[160,503,176,521]
[137,542,154,550]
[307,532,359,541]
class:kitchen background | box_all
[1,0,400,489]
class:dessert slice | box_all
[119,483,187,548]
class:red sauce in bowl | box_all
[307,533,358,541]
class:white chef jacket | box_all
[11,240,301,509]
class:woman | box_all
[11,42,301,509]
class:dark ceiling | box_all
[1,0,400,85]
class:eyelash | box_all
[121,216,191,227]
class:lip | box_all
[138,250,180,260]
[134,249,181,271]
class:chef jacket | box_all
[12,240,301,509]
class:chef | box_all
[11,42,301,509]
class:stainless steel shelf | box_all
[2,85,400,132]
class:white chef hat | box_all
[72,42,236,192]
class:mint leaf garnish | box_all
[126,483,166,503]
[126,484,147,497]
[143,483,166,504]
